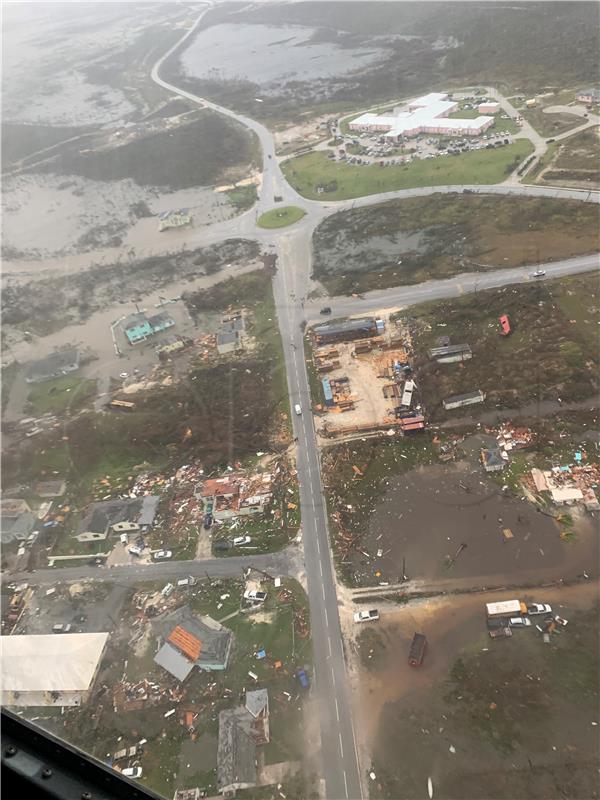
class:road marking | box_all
[331,665,336,687]
[335,697,340,722]
[324,607,328,625]
[328,637,332,657]
[343,770,349,797]
[338,732,344,758]
[319,561,323,578]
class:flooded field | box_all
[363,461,597,585]
[179,23,389,90]
[311,194,600,293]
[2,3,183,124]
[2,173,239,259]
[353,583,600,800]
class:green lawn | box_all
[282,140,534,200]
[257,206,306,229]
[26,375,97,415]
[226,184,258,212]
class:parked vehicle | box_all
[203,513,213,530]
[128,544,143,556]
[243,589,267,603]
[122,767,142,779]
[353,609,379,623]
[161,583,174,598]
[296,668,310,689]
[113,746,138,761]
[52,623,73,633]
[527,603,552,615]
[486,599,526,617]
[233,536,252,546]
[509,617,532,627]
[554,615,569,626]
[177,576,197,588]
[213,540,231,552]
[320,307,332,315]
[489,626,512,639]
[153,549,172,561]
[408,632,427,666]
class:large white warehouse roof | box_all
[1,632,109,693]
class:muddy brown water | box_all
[356,583,600,800]
[364,461,597,584]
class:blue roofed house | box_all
[123,312,175,345]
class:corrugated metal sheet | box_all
[168,625,202,661]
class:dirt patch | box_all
[538,126,600,189]
[312,194,600,294]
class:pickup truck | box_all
[353,609,379,623]
[52,623,73,633]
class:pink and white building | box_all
[349,92,494,141]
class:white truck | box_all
[485,599,526,618]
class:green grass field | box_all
[282,140,533,200]
[257,206,306,228]
[26,375,97,415]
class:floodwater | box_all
[180,23,388,88]
[2,2,181,125]
[365,461,597,584]
[315,230,432,276]
[354,582,600,798]
[2,173,240,259]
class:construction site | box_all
[308,314,426,440]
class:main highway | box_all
[7,7,598,799]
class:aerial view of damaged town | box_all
[1,2,599,799]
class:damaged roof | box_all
[217,707,257,792]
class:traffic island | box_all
[257,206,307,229]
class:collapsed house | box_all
[196,472,273,520]
[217,689,270,796]
[530,466,600,510]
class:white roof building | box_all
[349,92,494,139]
[0,632,109,707]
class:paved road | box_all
[304,252,600,322]
[5,550,292,588]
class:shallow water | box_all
[180,23,388,88]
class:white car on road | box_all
[531,269,546,278]
[294,403,302,416]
